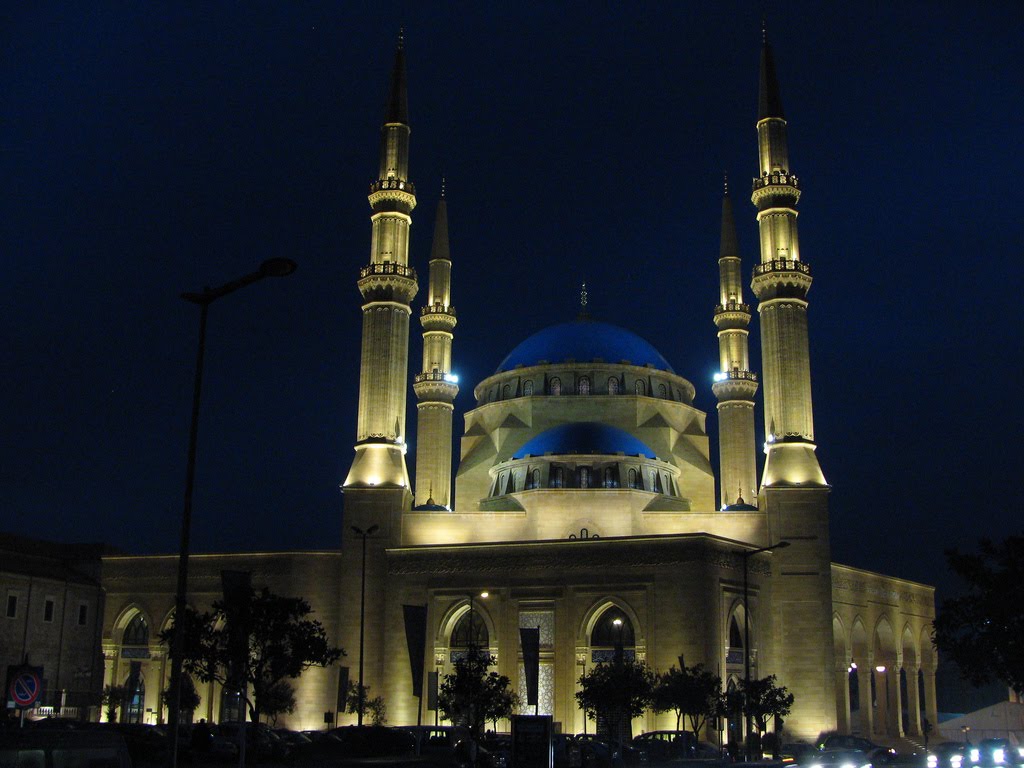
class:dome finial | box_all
[577,282,591,321]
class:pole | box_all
[168,300,208,768]
[740,541,790,762]
[167,258,295,768]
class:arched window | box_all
[603,467,616,488]
[123,614,149,646]
[627,468,640,489]
[523,380,534,396]
[549,377,561,396]
[527,468,540,489]
[591,608,635,648]
[729,616,743,649]
[496,473,506,496]
[578,467,591,488]
[578,377,590,395]
[658,383,667,398]
[652,471,663,493]
[502,384,511,400]
[123,662,145,724]
[451,609,489,648]
[634,380,645,396]
[551,467,564,489]
[608,377,619,395]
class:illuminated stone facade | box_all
[97,33,937,746]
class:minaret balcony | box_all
[360,262,417,280]
[712,370,759,402]
[369,178,416,195]
[753,259,810,277]
[421,302,457,318]
[752,171,799,191]
[413,372,458,403]
[714,302,752,330]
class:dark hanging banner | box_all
[427,671,439,711]
[520,627,540,706]
[403,604,428,698]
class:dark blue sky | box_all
[2,2,1021,599]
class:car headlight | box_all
[952,756,963,768]
[971,750,981,763]
[929,756,938,768]
[808,762,823,768]
[994,750,1006,764]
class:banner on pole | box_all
[520,627,540,706]
[403,605,428,698]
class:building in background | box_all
[0,533,106,721]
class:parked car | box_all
[554,734,583,768]
[630,731,699,762]
[968,739,1024,767]
[929,742,968,768]
[803,748,873,768]
[819,736,894,764]
[780,742,820,765]
[0,729,133,768]
[401,725,476,766]
[320,725,417,760]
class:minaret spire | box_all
[344,37,419,495]
[414,184,458,508]
[750,31,824,487]
[713,178,759,509]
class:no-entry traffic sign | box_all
[8,667,43,708]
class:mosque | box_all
[98,33,937,746]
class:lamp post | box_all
[167,258,296,768]
[351,524,379,726]
[741,540,789,761]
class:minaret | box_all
[413,183,458,508]
[343,31,418,494]
[749,32,826,488]
[751,29,836,741]
[713,176,759,508]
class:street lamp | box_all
[167,258,296,768]
[351,524,379,726]
[741,540,789,761]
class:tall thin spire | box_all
[713,178,758,509]
[414,186,458,508]
[720,176,739,260]
[758,31,785,121]
[384,29,409,125]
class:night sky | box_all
[3,3,1021,600]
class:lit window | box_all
[603,467,617,488]
[502,384,511,399]
[552,467,564,489]
[523,381,534,396]
[634,380,645,396]
[549,377,561,396]
[578,377,590,395]
[578,467,591,488]
[628,468,639,489]
[608,377,619,395]
[658,383,667,398]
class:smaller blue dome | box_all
[514,422,656,459]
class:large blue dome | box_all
[496,320,674,374]
[514,423,656,459]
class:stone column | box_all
[904,664,922,736]
[857,666,873,735]
[835,663,851,733]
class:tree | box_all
[345,682,387,725]
[161,586,344,723]
[576,659,655,741]
[438,646,518,736]
[161,675,201,719]
[933,536,1024,696]
[740,675,794,757]
[653,663,723,740]
[101,685,128,723]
